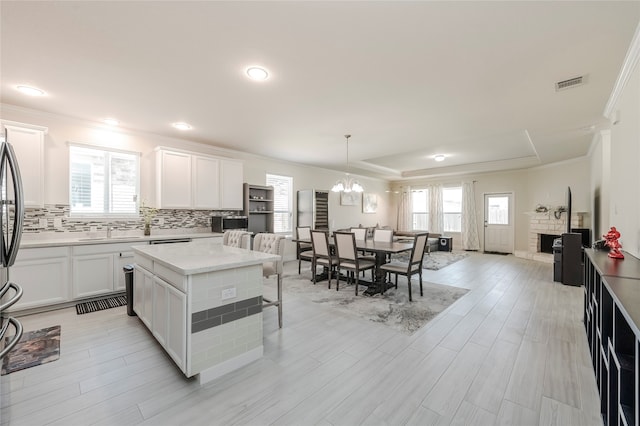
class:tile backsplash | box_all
[24,204,240,235]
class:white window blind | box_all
[443,186,462,232]
[411,190,429,230]
[70,145,139,216]
[266,173,292,233]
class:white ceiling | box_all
[1,1,639,181]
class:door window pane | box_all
[487,196,509,225]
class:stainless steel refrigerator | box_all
[0,130,25,361]
[297,189,329,230]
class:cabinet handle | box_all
[0,282,23,311]
[0,317,23,360]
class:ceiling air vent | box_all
[555,75,586,92]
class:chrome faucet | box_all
[107,226,115,238]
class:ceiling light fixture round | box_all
[172,122,192,131]
[103,118,119,126]
[434,154,446,162]
[246,66,269,81]
[16,85,45,96]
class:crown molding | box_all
[604,22,640,118]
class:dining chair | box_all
[253,233,286,328]
[310,230,338,289]
[222,230,251,249]
[373,228,394,263]
[296,226,314,274]
[380,232,429,301]
[350,227,375,276]
[334,232,376,295]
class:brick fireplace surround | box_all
[515,211,584,263]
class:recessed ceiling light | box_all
[246,66,269,81]
[103,118,119,126]
[434,154,446,162]
[172,122,192,131]
[16,85,45,96]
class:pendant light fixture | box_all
[331,134,364,193]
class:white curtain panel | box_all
[428,184,444,234]
[396,187,412,231]
[462,181,480,250]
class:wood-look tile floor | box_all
[0,253,602,425]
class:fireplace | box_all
[539,234,558,254]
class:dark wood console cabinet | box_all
[584,249,640,426]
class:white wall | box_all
[0,104,392,230]
[607,54,640,257]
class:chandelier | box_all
[331,134,364,193]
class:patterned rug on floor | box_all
[274,267,469,335]
[391,250,471,270]
[1,325,61,375]
[76,295,127,315]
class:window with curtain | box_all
[443,186,462,232]
[411,189,429,230]
[266,173,293,233]
[69,144,139,216]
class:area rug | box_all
[1,325,61,375]
[276,268,469,335]
[76,295,127,315]
[391,250,470,271]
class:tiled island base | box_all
[132,240,279,385]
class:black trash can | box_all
[123,264,136,316]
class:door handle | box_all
[0,317,23,359]
[0,282,23,311]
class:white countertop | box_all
[19,231,223,248]
[132,239,279,275]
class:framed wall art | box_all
[363,193,377,213]
[340,191,360,206]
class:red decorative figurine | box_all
[603,226,624,259]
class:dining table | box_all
[293,237,414,296]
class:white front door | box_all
[484,193,514,254]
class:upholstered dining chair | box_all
[253,233,286,328]
[350,227,375,276]
[222,230,251,249]
[380,232,429,301]
[296,226,313,274]
[334,231,376,295]
[310,229,338,289]
[373,228,394,262]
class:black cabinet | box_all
[562,233,583,286]
[584,249,640,426]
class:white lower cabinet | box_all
[152,276,186,370]
[135,259,187,372]
[5,247,70,311]
[72,243,140,299]
[133,265,154,329]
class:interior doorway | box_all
[484,192,514,254]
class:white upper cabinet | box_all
[156,149,192,209]
[156,148,242,210]
[220,159,243,210]
[192,155,220,209]
[1,120,48,207]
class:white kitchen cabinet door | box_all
[220,159,244,210]
[5,247,70,311]
[114,251,134,292]
[156,149,192,209]
[165,282,187,371]
[134,265,154,329]
[1,121,47,207]
[192,155,220,210]
[152,277,168,347]
[72,253,114,298]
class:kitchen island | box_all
[132,239,279,384]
